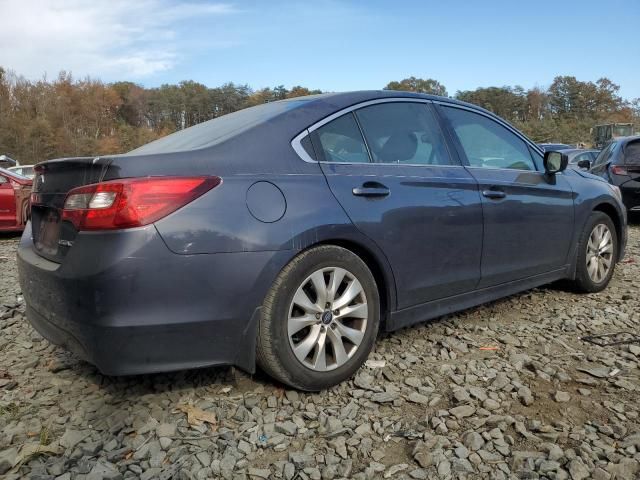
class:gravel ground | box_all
[1,221,640,480]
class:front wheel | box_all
[571,212,618,293]
[256,246,380,391]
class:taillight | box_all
[61,176,220,230]
[611,165,628,176]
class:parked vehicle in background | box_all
[0,154,19,169]
[538,143,572,152]
[587,136,640,212]
[560,149,600,169]
[0,167,32,232]
[17,91,627,390]
[592,123,634,149]
[8,165,35,179]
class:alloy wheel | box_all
[586,223,614,283]
[287,267,368,371]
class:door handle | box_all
[352,183,390,197]
[482,189,506,199]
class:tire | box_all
[571,211,618,293]
[256,245,380,391]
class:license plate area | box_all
[33,206,62,257]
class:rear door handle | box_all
[352,183,390,197]
[482,189,506,199]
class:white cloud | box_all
[0,0,237,79]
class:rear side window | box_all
[354,102,452,165]
[311,113,370,163]
[624,140,640,165]
[442,106,536,171]
[0,175,7,184]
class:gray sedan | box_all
[18,91,627,390]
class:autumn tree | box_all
[384,77,447,96]
[0,64,635,163]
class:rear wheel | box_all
[571,212,617,293]
[256,245,380,391]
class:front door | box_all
[0,174,17,228]
[438,104,575,287]
[310,101,483,309]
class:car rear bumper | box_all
[17,222,288,375]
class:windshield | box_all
[127,99,309,155]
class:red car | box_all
[0,167,32,232]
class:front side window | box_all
[355,102,452,165]
[312,113,370,163]
[0,175,7,184]
[442,107,536,171]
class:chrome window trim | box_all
[291,129,315,163]
[313,161,464,168]
[465,165,564,176]
[308,98,433,133]
[290,97,549,172]
[291,97,465,168]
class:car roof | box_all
[298,90,495,115]
[614,135,640,145]
[128,90,508,157]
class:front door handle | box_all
[352,182,390,197]
[482,189,506,199]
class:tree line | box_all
[1,67,638,165]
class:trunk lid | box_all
[31,157,112,262]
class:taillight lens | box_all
[611,165,628,176]
[62,176,221,230]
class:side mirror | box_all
[543,151,569,175]
[576,159,591,170]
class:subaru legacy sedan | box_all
[18,91,627,390]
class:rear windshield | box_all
[127,99,308,155]
[624,140,640,165]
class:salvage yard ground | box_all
[1,220,640,479]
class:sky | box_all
[1,0,639,99]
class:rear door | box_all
[438,103,575,287]
[310,100,483,309]
[0,174,17,228]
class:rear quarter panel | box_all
[155,171,352,254]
